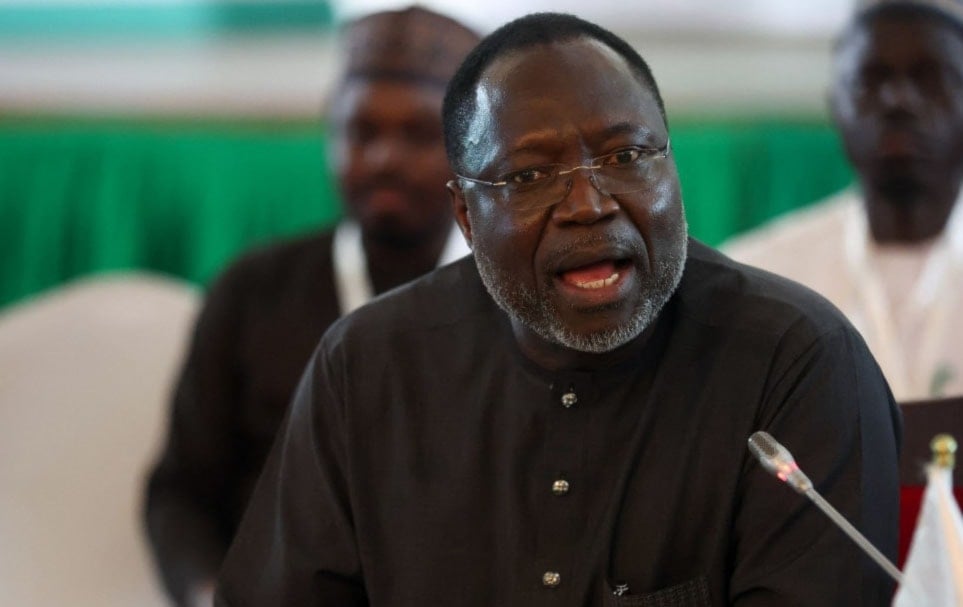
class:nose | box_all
[877,76,923,114]
[551,168,619,225]
[363,136,406,173]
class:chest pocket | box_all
[603,576,710,607]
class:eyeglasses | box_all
[454,139,670,212]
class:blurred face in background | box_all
[328,78,453,248]
[831,13,963,206]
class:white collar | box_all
[332,220,470,315]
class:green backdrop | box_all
[0,117,854,310]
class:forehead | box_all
[840,15,963,70]
[464,38,665,170]
[329,78,445,123]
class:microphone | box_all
[747,431,903,584]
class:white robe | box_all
[723,185,963,401]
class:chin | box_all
[876,175,926,207]
[362,220,424,248]
[476,248,686,355]
[545,310,653,353]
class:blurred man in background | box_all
[725,0,963,401]
[143,7,479,606]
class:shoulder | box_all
[720,191,855,275]
[203,230,334,301]
[195,229,335,323]
[722,191,855,255]
[216,230,334,289]
[675,241,892,436]
[320,256,492,351]
[678,239,856,350]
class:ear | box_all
[447,179,473,250]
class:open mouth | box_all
[558,258,633,290]
[366,188,408,207]
[877,130,925,160]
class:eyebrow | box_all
[595,121,658,142]
[506,122,660,153]
[506,129,566,156]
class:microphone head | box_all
[748,431,813,494]
[748,431,789,467]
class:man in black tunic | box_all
[216,13,901,606]
[144,8,479,606]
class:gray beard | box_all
[474,225,688,354]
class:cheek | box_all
[626,177,684,241]
[413,149,455,192]
[331,141,363,187]
[832,97,874,149]
[649,179,681,216]
[833,94,861,128]
[469,205,545,273]
[939,100,963,151]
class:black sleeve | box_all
[729,325,901,607]
[214,343,367,606]
[144,268,246,606]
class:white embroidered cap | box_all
[855,0,963,23]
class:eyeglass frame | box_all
[450,138,671,208]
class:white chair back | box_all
[0,273,199,606]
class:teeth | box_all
[574,272,620,289]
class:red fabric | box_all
[898,485,963,567]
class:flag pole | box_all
[893,432,963,606]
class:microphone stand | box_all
[803,487,903,584]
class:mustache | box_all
[355,173,412,196]
[876,121,929,150]
[541,232,646,269]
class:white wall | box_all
[0,0,860,118]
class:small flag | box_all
[893,435,963,606]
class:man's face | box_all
[328,79,452,246]
[451,38,687,354]
[831,15,963,202]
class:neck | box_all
[363,227,450,294]
[864,179,961,244]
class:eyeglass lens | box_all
[510,154,664,210]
